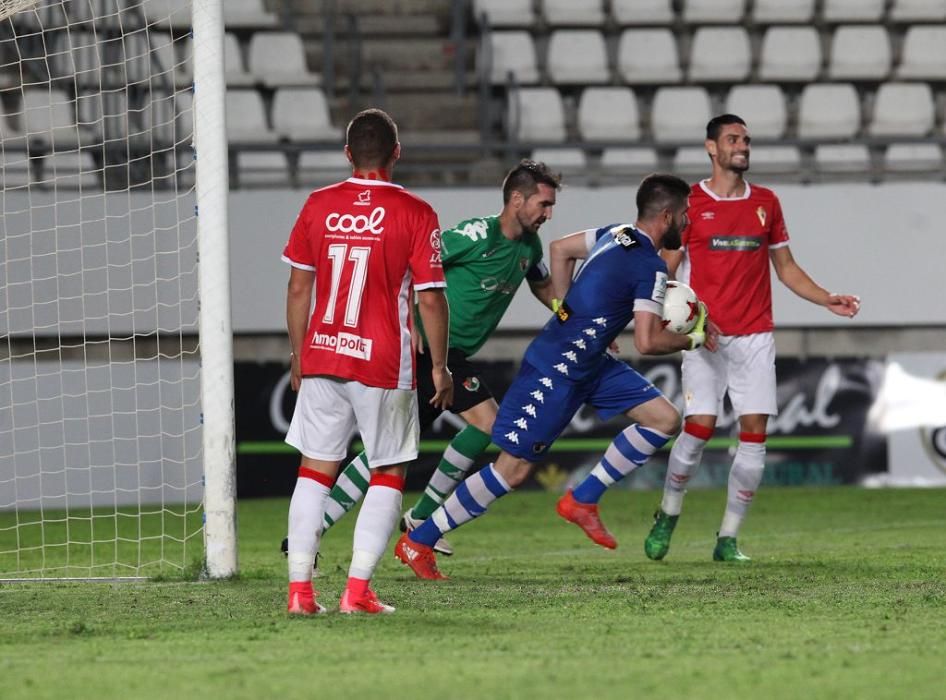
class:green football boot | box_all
[644,509,679,561]
[713,536,751,562]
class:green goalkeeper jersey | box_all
[417,215,548,357]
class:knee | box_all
[649,405,682,438]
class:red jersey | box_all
[282,178,445,390]
[679,180,790,336]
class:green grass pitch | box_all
[1,487,945,700]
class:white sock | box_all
[719,439,766,538]
[661,426,710,516]
[287,476,331,582]
[348,481,403,581]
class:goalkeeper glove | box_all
[686,302,708,350]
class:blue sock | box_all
[409,464,512,547]
[572,424,671,504]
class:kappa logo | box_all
[354,190,371,206]
[325,207,385,234]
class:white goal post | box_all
[0,0,236,579]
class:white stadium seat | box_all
[828,26,891,81]
[225,33,255,86]
[139,90,193,147]
[39,151,100,189]
[617,29,682,84]
[248,32,320,88]
[884,144,943,172]
[600,147,658,173]
[895,26,946,80]
[298,150,352,187]
[272,88,342,142]
[682,0,745,23]
[611,0,674,25]
[673,146,711,176]
[650,87,712,143]
[869,82,935,137]
[814,144,871,173]
[890,0,946,21]
[0,151,34,189]
[21,88,93,149]
[822,0,885,22]
[758,27,822,82]
[745,146,802,175]
[798,83,861,140]
[487,31,540,85]
[724,85,787,139]
[546,31,609,85]
[542,0,606,27]
[508,88,566,143]
[688,27,751,82]
[578,87,641,141]
[529,148,588,175]
[751,0,815,24]
[223,0,278,29]
[141,0,192,31]
[236,152,289,187]
[225,89,278,144]
[472,0,535,27]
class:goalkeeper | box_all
[395,174,719,580]
[282,159,562,560]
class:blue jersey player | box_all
[395,174,718,579]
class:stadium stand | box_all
[889,0,946,21]
[247,32,320,87]
[487,31,540,84]
[617,28,682,83]
[224,33,255,86]
[758,26,822,82]
[827,25,892,81]
[895,25,946,79]
[823,0,886,23]
[546,30,609,85]
[682,0,745,24]
[541,0,606,27]
[472,0,535,28]
[687,27,751,82]
[751,0,815,24]
[611,0,674,25]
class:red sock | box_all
[346,576,369,599]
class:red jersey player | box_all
[282,109,452,614]
[645,114,861,562]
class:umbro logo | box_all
[701,211,715,220]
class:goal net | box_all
[0,0,234,579]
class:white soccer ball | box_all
[661,281,700,334]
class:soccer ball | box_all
[661,281,700,334]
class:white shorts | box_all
[681,332,778,418]
[285,376,419,468]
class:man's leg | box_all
[713,414,767,563]
[560,396,680,549]
[394,451,530,579]
[321,451,371,530]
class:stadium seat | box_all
[673,146,711,176]
[55,31,100,87]
[744,146,802,174]
[828,26,891,81]
[75,90,124,142]
[578,87,641,141]
[611,0,674,25]
[814,144,871,173]
[139,90,193,147]
[884,144,944,172]
[542,0,606,27]
[869,82,935,137]
[798,83,861,139]
[507,88,566,143]
[751,0,815,24]
[21,88,93,149]
[298,150,352,187]
[682,0,745,24]
[617,29,682,84]
[650,87,712,143]
[125,32,190,88]
[39,151,101,189]
[758,27,822,82]
[0,110,27,150]
[688,27,751,82]
[223,0,279,29]
[236,152,290,188]
[529,147,588,175]
[889,0,946,21]
[724,85,787,139]
[140,0,192,31]
[895,26,946,80]
[472,0,536,28]
[272,88,343,142]
[248,32,321,88]
[225,89,278,144]
[600,147,658,173]
[0,151,33,189]
[487,31,540,85]
[225,33,254,86]
[546,31,609,85]
[822,0,885,22]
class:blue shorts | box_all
[492,356,663,460]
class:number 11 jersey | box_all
[282,177,445,390]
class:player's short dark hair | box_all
[636,173,691,220]
[501,159,562,204]
[706,114,747,141]
[346,108,398,168]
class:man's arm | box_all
[287,266,315,391]
[633,308,718,355]
[416,288,453,409]
[549,230,594,301]
[660,249,684,279]
[528,277,556,310]
[770,246,860,318]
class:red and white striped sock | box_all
[347,472,405,592]
[661,421,713,516]
[719,432,766,537]
[287,466,333,582]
